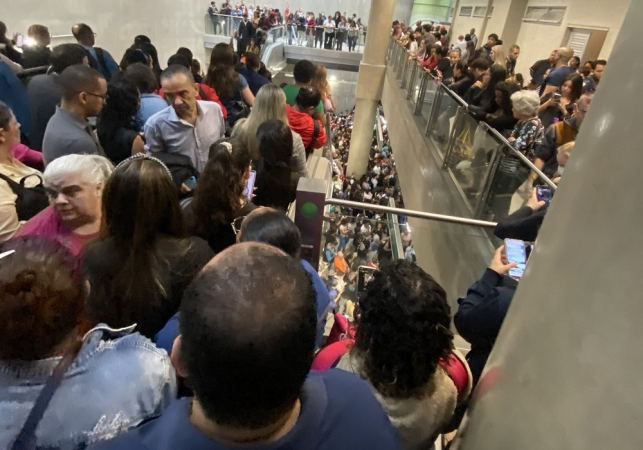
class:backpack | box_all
[152,152,199,199]
[0,172,49,220]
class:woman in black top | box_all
[467,65,507,119]
[83,155,213,339]
[253,120,299,210]
[448,62,474,97]
[97,80,145,165]
[189,139,256,254]
[482,81,520,135]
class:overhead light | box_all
[329,75,337,82]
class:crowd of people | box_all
[207,2,367,53]
[392,20,604,219]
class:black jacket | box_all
[238,21,254,40]
[454,269,517,384]
[494,205,546,242]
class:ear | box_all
[170,335,189,378]
[0,128,5,144]
[78,92,88,106]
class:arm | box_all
[0,53,23,74]
[493,202,546,241]
[131,135,145,156]
[241,86,254,106]
[314,109,327,126]
[540,84,558,99]
[312,119,327,148]
[10,143,44,171]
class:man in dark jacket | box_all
[454,246,518,385]
[237,14,254,56]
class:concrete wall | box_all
[380,66,494,312]
[449,0,630,76]
[2,0,373,71]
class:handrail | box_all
[479,122,558,190]
[325,198,498,228]
[322,112,332,160]
[387,197,406,260]
[17,65,49,79]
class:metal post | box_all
[441,105,465,167]
[406,63,418,100]
[425,84,443,135]
[473,143,502,218]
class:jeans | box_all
[347,36,356,51]
[210,17,222,34]
[306,32,314,47]
[315,29,324,48]
[297,29,305,46]
[288,25,296,45]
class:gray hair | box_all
[510,90,540,117]
[44,154,114,186]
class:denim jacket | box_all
[0,324,177,450]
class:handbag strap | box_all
[11,339,83,450]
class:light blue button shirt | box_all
[138,94,169,131]
[144,101,225,173]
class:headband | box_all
[114,153,173,180]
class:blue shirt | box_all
[0,61,31,137]
[138,94,169,131]
[240,68,270,96]
[90,370,401,450]
[144,101,225,172]
[82,45,119,81]
[544,66,574,87]
[300,259,332,349]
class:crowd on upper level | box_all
[207,2,367,53]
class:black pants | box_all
[324,33,334,49]
[336,33,345,51]
[237,39,248,56]
[315,29,324,48]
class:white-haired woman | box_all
[17,154,113,256]
[232,83,309,177]
[490,90,544,219]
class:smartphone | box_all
[505,239,527,280]
[184,176,197,190]
[243,170,256,201]
[553,92,562,101]
[357,266,377,299]
[15,34,23,48]
[536,185,552,203]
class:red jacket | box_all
[287,105,327,150]
[159,83,227,118]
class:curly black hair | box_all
[353,260,453,399]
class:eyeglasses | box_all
[231,216,247,235]
[84,92,109,102]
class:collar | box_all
[0,324,136,379]
[167,101,204,126]
[141,93,163,99]
[55,106,90,130]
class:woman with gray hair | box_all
[16,154,113,256]
[489,90,544,220]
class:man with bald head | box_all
[72,23,118,81]
[98,242,400,450]
[540,47,575,98]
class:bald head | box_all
[72,23,94,46]
[179,242,316,428]
[557,47,574,64]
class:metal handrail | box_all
[480,122,558,190]
[325,198,498,228]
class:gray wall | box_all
[380,67,494,313]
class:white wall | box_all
[2,0,372,70]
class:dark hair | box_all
[58,64,103,102]
[353,260,452,398]
[161,64,195,83]
[595,59,607,67]
[436,46,449,58]
[258,62,272,81]
[0,237,82,360]
[245,52,261,70]
[131,40,161,79]
[562,73,583,102]
[51,44,87,74]
[583,60,597,70]
[470,57,490,72]
[256,120,293,167]
[487,64,507,95]
[167,54,191,69]
[494,81,521,116]
[295,86,321,109]
[0,101,13,130]
[292,59,316,84]
[124,63,159,94]
[422,24,431,33]
[192,139,251,228]
[71,23,93,41]
[84,157,186,337]
[176,47,194,62]
[254,121,296,209]
[179,242,316,428]
[464,33,471,41]
[205,43,238,98]
[488,33,499,41]
[134,35,152,45]
[238,208,302,257]
[120,48,149,71]
[97,79,142,139]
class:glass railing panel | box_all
[204,13,243,37]
[408,62,423,107]
[427,86,463,158]
[420,75,438,122]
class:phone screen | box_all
[536,185,552,203]
[505,239,526,279]
[184,176,197,190]
[357,266,377,299]
[243,170,256,201]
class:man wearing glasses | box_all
[42,65,107,166]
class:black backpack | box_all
[0,173,49,221]
[152,153,199,199]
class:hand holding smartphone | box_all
[504,239,527,280]
[243,170,256,201]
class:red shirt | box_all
[159,83,228,118]
[286,105,327,150]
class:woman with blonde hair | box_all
[311,65,336,112]
[491,45,507,70]
[232,84,309,177]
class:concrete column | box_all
[454,0,643,448]
[500,0,528,47]
[346,0,397,177]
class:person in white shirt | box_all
[323,16,336,49]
